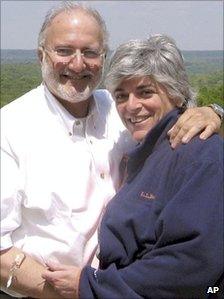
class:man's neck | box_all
[56,96,92,118]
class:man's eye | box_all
[56,48,73,56]
[83,50,100,58]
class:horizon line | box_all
[1,48,223,52]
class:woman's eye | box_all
[114,94,128,103]
[141,90,153,97]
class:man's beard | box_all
[41,58,102,103]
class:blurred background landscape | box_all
[1,49,223,109]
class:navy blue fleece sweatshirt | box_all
[80,109,223,299]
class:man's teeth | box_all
[130,116,149,123]
[63,74,90,80]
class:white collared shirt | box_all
[1,85,134,275]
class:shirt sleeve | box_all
[1,134,23,250]
[79,159,223,298]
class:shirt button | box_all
[100,173,105,179]
[69,132,72,136]
[75,120,80,126]
[90,140,93,144]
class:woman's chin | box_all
[131,131,145,142]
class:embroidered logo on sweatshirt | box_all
[140,191,156,200]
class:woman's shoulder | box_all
[175,133,223,166]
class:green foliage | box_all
[1,57,223,109]
[184,50,223,76]
[189,71,223,107]
[0,63,41,107]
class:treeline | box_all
[189,71,223,107]
[1,63,41,107]
[1,62,223,108]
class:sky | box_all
[1,0,223,51]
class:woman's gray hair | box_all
[105,34,196,107]
[38,1,109,51]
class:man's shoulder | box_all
[1,84,44,115]
[93,89,113,107]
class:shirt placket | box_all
[85,115,111,190]
[71,119,86,141]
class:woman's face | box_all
[114,76,175,142]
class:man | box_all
[0,2,222,298]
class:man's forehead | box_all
[50,10,98,29]
[44,10,103,47]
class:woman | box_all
[43,35,223,298]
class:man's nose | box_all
[68,51,86,73]
[126,94,141,112]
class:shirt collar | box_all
[44,84,84,136]
[89,91,102,119]
[89,90,108,138]
[43,84,106,137]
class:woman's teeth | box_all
[130,116,149,124]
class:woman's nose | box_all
[126,94,141,112]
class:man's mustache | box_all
[60,69,94,79]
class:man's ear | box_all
[37,47,44,64]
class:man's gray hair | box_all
[38,1,109,51]
[105,34,196,107]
